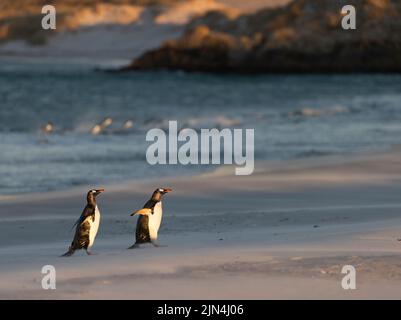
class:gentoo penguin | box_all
[62,189,104,256]
[122,119,134,130]
[129,188,172,248]
[91,117,113,135]
[41,122,54,134]
[114,119,134,135]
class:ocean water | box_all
[1,60,401,195]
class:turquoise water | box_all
[1,60,401,195]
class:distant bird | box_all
[91,117,113,135]
[62,189,104,257]
[101,117,113,127]
[91,124,102,135]
[129,188,172,249]
[114,119,134,134]
[41,122,54,134]
[122,119,134,130]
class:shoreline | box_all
[0,147,397,202]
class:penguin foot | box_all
[128,243,141,249]
[152,242,168,248]
[61,249,75,257]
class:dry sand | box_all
[1,150,401,299]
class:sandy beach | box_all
[1,0,400,303]
[1,150,401,299]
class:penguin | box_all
[62,188,104,256]
[101,117,113,128]
[91,117,113,135]
[90,124,102,135]
[38,122,54,144]
[128,188,172,249]
[41,122,54,134]
[114,119,134,135]
[122,119,134,130]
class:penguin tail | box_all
[128,243,141,249]
[61,247,75,257]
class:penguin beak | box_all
[95,189,105,196]
[162,188,172,194]
[130,208,152,216]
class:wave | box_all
[287,106,349,118]
[294,150,336,158]
[0,113,245,135]
[182,115,242,129]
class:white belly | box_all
[89,206,100,247]
[148,201,162,241]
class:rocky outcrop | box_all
[125,0,401,73]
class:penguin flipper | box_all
[70,220,79,233]
[71,205,95,231]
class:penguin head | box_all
[152,188,172,200]
[157,188,172,195]
[87,188,105,202]
[41,122,54,134]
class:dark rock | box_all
[124,0,401,73]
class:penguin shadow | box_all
[127,243,168,250]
